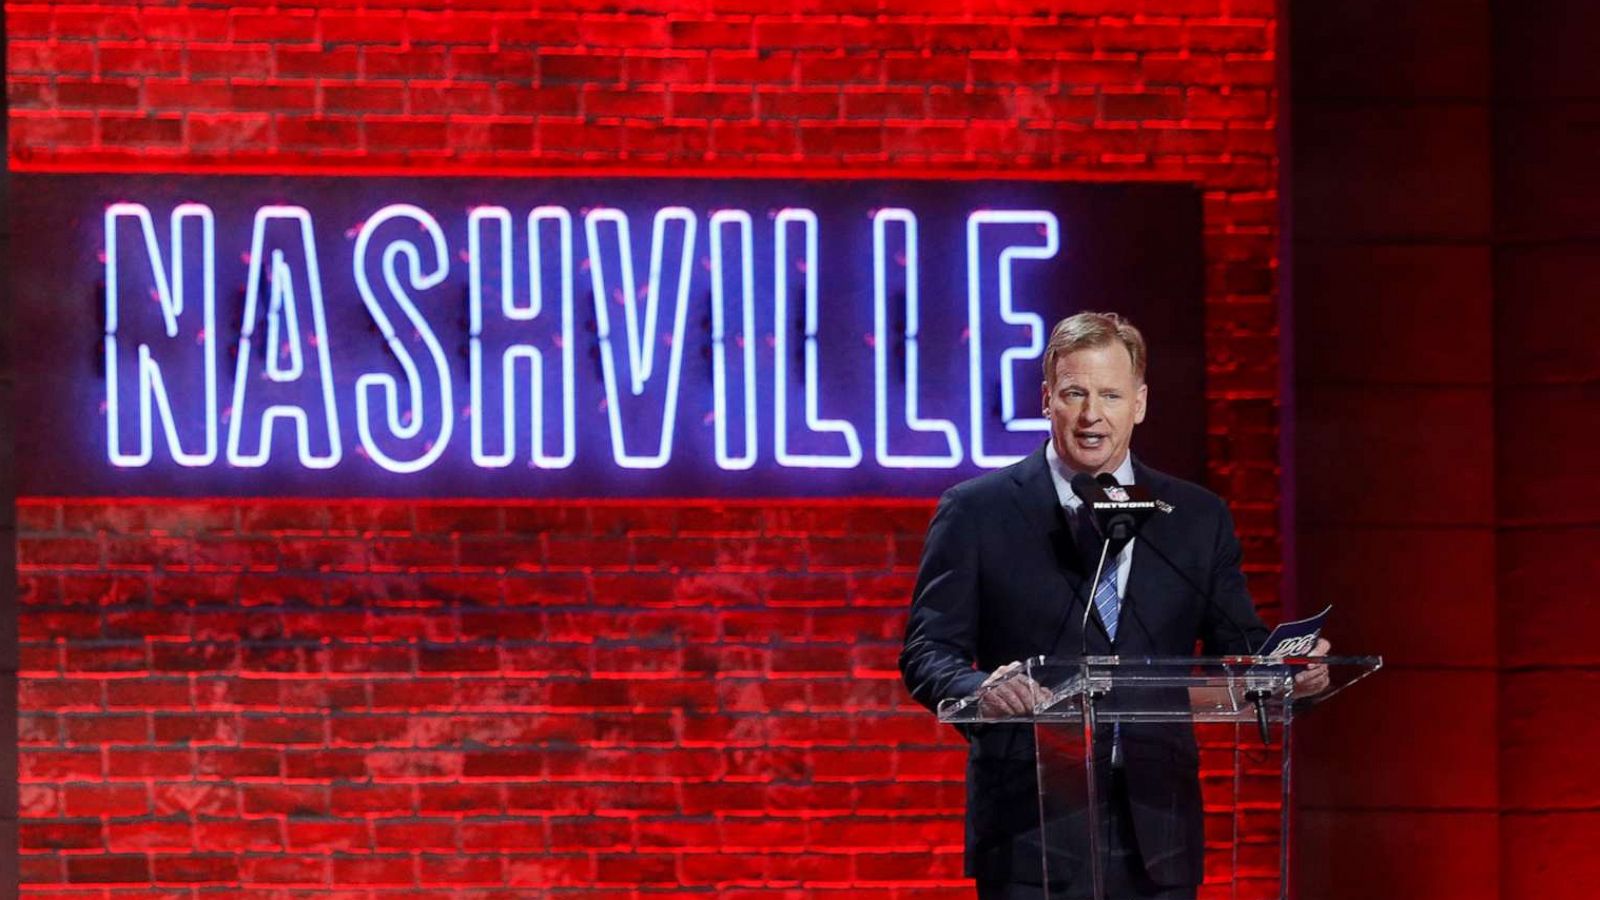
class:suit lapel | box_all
[1008,445,1109,651]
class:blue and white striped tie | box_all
[1093,555,1120,642]
[1091,548,1124,765]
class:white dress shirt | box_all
[1044,441,1136,599]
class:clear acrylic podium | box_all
[939,656,1381,899]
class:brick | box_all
[448,117,534,152]
[419,853,503,884]
[540,52,625,84]
[152,782,239,816]
[324,84,406,114]
[66,855,149,884]
[232,10,319,42]
[405,12,500,45]
[20,538,101,568]
[21,821,102,851]
[231,82,318,113]
[64,714,146,744]
[10,41,95,75]
[19,784,60,817]
[241,784,330,817]
[496,18,582,47]
[107,819,192,852]
[188,44,273,79]
[139,79,233,112]
[331,854,413,885]
[240,854,328,884]
[98,42,185,76]
[841,89,927,120]
[374,819,457,850]
[1102,89,1186,121]
[5,8,52,40]
[671,87,756,120]
[319,11,408,44]
[137,8,231,42]
[108,749,192,779]
[670,19,752,50]
[504,853,591,886]
[193,819,283,851]
[369,47,451,79]
[54,9,143,40]
[709,49,793,84]
[188,112,273,148]
[285,819,368,852]
[276,45,361,79]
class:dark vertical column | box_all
[1276,0,1297,611]
[1491,4,1600,897]
[0,5,17,895]
[1289,2,1498,897]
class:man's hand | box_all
[1291,638,1332,698]
[977,660,1050,718]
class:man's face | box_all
[1042,342,1148,475]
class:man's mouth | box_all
[1074,431,1108,448]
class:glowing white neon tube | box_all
[967,210,1060,468]
[352,203,454,474]
[774,208,862,468]
[263,250,306,382]
[872,208,961,468]
[226,206,343,469]
[709,209,757,470]
[584,207,696,469]
[103,202,218,467]
[467,206,576,469]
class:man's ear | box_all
[1040,379,1051,416]
[1134,382,1148,424]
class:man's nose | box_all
[1077,396,1100,422]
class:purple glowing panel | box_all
[11,175,1204,497]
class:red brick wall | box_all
[8,0,1282,895]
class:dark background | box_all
[1290,1,1600,896]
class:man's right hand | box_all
[977,660,1050,718]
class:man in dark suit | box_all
[900,312,1324,899]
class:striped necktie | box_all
[1093,554,1120,642]
[1082,517,1125,765]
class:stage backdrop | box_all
[9,1,1286,898]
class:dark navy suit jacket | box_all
[899,444,1268,886]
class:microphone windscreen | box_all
[1069,472,1101,506]
[1095,472,1121,488]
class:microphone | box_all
[1069,472,1102,510]
[1079,473,1152,541]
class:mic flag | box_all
[1083,472,1159,539]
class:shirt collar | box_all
[1044,440,1136,510]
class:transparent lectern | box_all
[938,656,1381,899]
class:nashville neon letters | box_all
[103,201,1061,474]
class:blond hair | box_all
[1041,312,1147,382]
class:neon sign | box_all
[14,175,1205,497]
